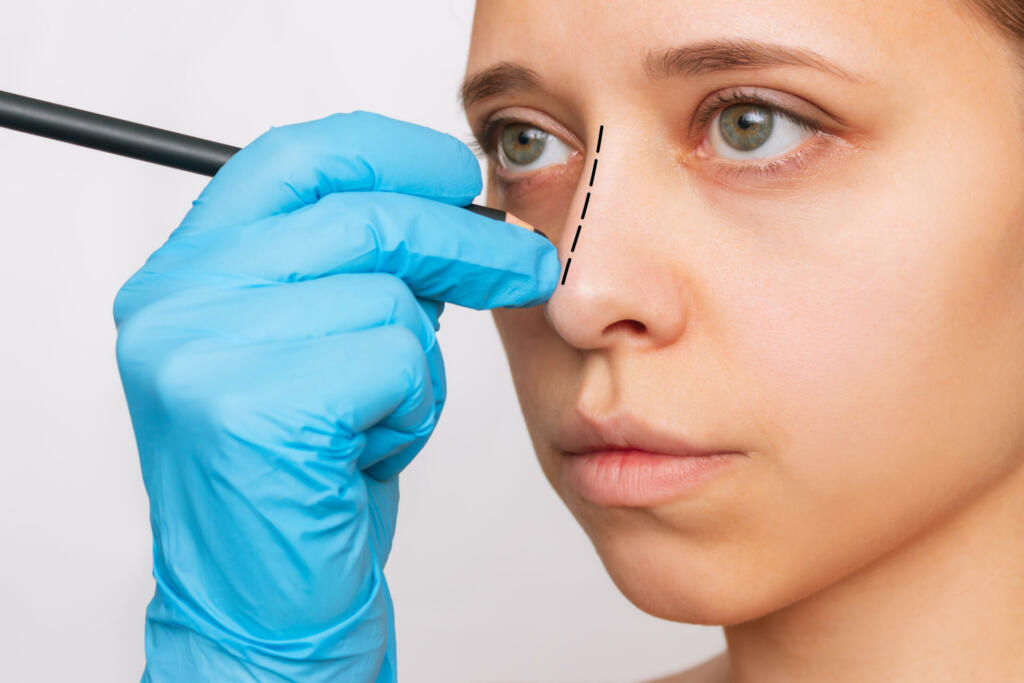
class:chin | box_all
[579,520,785,627]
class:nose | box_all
[544,126,690,352]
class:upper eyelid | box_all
[689,90,825,138]
[475,107,583,155]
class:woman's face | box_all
[464,0,1024,624]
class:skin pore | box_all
[462,1,1024,682]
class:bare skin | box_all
[463,1,1024,681]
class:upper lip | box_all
[557,407,735,457]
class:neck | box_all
[723,461,1024,683]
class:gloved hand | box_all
[113,111,559,682]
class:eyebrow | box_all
[460,61,541,111]
[460,38,864,110]
[645,38,865,82]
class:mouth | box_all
[555,408,744,507]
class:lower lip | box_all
[562,449,740,507]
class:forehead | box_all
[466,0,943,88]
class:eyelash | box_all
[473,91,826,181]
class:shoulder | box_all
[640,651,730,683]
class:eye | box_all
[708,102,815,160]
[497,123,573,172]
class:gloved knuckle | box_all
[149,342,202,408]
[377,325,433,403]
[254,123,310,166]
[365,273,441,352]
[112,268,163,327]
[193,389,254,442]
[150,348,254,444]
[370,271,408,297]
[381,322,424,362]
[114,297,177,365]
[257,123,289,148]
[114,311,149,367]
[326,110,387,136]
[112,281,135,326]
[325,110,363,128]
[373,272,420,315]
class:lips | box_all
[556,407,735,459]
[555,407,743,506]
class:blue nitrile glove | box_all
[112,111,559,682]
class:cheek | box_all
[586,162,1024,625]
[490,307,579,485]
[706,136,1024,598]
[752,148,1024,486]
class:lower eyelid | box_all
[698,135,834,182]
[492,152,583,191]
[495,145,581,174]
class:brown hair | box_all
[961,0,1024,64]
[967,0,1024,41]
[959,0,1024,108]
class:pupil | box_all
[517,131,531,145]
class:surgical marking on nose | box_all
[562,124,603,286]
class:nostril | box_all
[606,319,647,336]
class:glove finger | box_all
[174,111,482,237]
[155,190,559,311]
[132,272,440,348]
[119,272,448,413]
[150,323,438,468]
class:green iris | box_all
[719,104,774,151]
[500,124,547,165]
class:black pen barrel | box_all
[0,90,506,221]
[0,89,240,176]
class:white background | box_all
[0,1,725,680]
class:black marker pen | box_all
[0,89,542,236]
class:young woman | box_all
[463,1,1024,681]
[114,0,1024,680]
